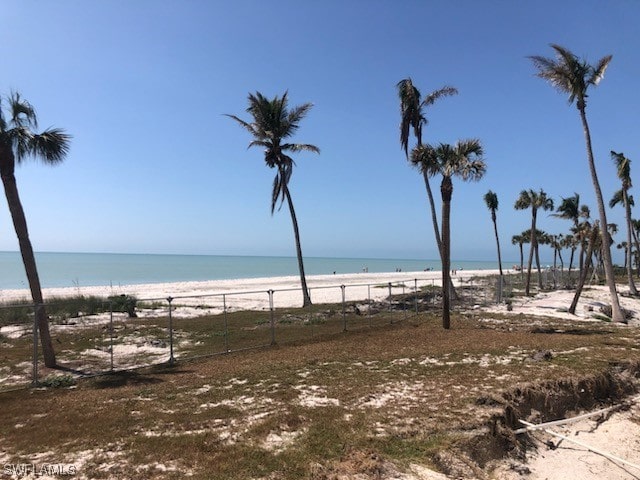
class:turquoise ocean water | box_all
[0,252,504,290]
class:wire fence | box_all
[0,269,583,391]
[0,276,455,390]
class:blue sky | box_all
[1,0,639,264]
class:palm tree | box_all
[0,92,70,368]
[397,78,457,271]
[530,44,624,323]
[227,91,319,307]
[569,221,600,314]
[514,189,554,295]
[553,193,590,274]
[483,191,503,275]
[610,151,638,295]
[512,233,526,280]
[412,139,486,329]
[484,190,504,302]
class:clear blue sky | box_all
[1,0,638,264]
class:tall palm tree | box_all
[397,78,457,270]
[227,91,319,307]
[484,190,503,302]
[514,189,554,295]
[610,151,638,295]
[412,139,486,329]
[0,92,70,368]
[530,44,624,323]
[483,190,503,276]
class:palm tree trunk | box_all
[623,191,638,295]
[491,213,504,276]
[569,227,598,314]
[1,167,57,367]
[631,223,640,279]
[422,170,458,300]
[284,186,312,307]
[440,177,452,330]
[535,240,543,290]
[491,213,503,302]
[518,243,524,282]
[525,212,536,295]
[578,105,625,322]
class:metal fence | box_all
[0,269,589,391]
[1,276,469,390]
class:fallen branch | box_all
[518,419,640,473]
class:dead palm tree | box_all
[0,92,71,368]
[610,151,638,295]
[412,139,486,329]
[530,44,624,322]
[227,91,319,307]
[397,78,457,270]
[514,189,554,295]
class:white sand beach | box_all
[0,269,501,312]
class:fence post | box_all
[432,279,436,305]
[109,301,114,371]
[402,283,407,320]
[223,294,229,352]
[341,285,347,332]
[32,303,39,386]
[268,290,275,345]
[167,297,175,365]
[367,284,372,327]
[414,279,419,316]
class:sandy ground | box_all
[2,269,640,479]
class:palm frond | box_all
[9,92,38,130]
[611,150,632,188]
[25,128,71,164]
[483,190,499,211]
[421,86,458,107]
[610,189,624,209]
[397,78,421,156]
[282,143,320,154]
[409,144,439,176]
[590,55,613,86]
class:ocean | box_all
[0,252,503,290]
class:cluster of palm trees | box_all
[1,44,632,368]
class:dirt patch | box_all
[443,361,640,478]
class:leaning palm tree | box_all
[412,139,486,329]
[514,189,554,295]
[0,92,71,368]
[397,78,457,271]
[530,44,624,323]
[610,151,638,295]
[227,91,319,307]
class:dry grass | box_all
[1,306,639,479]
